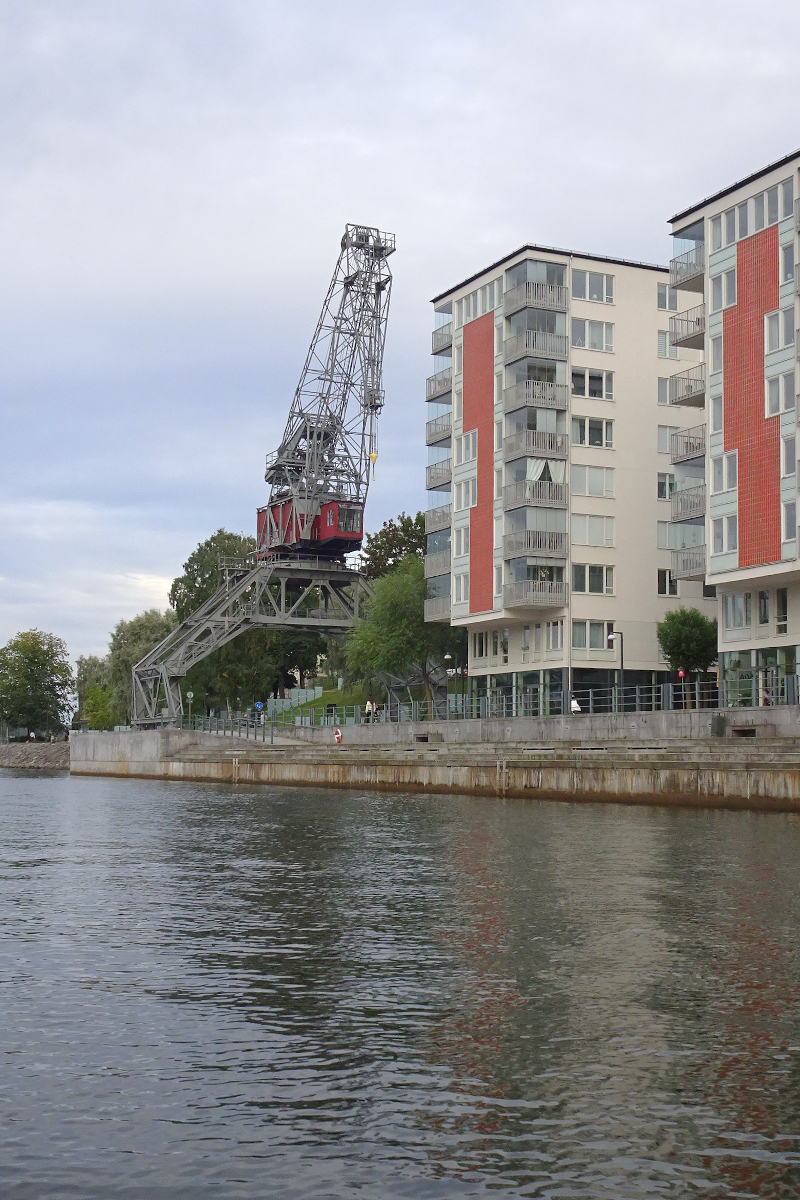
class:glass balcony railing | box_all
[424,595,451,622]
[425,411,452,445]
[426,368,452,401]
[424,504,451,533]
[431,323,453,354]
[671,545,706,580]
[425,459,452,490]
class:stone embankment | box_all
[70,727,800,812]
[0,741,70,770]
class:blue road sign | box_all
[255,701,263,711]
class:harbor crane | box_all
[131,224,395,727]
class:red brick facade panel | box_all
[462,314,495,614]
[723,226,780,569]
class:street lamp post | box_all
[186,690,194,728]
[607,631,624,711]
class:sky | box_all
[1,0,799,661]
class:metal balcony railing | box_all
[503,579,568,609]
[503,281,569,318]
[431,323,453,354]
[671,545,706,580]
[796,197,800,233]
[503,479,568,509]
[671,483,706,521]
[504,330,569,363]
[669,302,705,350]
[670,423,706,463]
[426,367,452,401]
[669,244,705,292]
[426,459,452,490]
[669,363,706,407]
[423,549,451,579]
[425,411,452,444]
[503,380,569,412]
[503,530,569,559]
[503,430,569,460]
[425,504,451,533]
[424,595,451,622]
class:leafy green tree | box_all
[85,682,115,731]
[361,511,426,579]
[346,556,465,705]
[76,654,109,719]
[0,630,74,735]
[108,609,178,723]
[169,529,255,620]
[656,608,718,674]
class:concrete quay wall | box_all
[70,730,800,812]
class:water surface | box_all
[2,771,800,1198]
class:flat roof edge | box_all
[432,243,667,304]
[669,147,800,227]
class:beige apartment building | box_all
[667,150,799,706]
[424,244,717,713]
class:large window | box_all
[572,270,614,303]
[571,465,614,496]
[766,308,795,352]
[455,278,503,328]
[546,620,563,651]
[711,451,737,492]
[571,619,615,650]
[572,564,614,594]
[571,514,615,546]
[454,525,470,557]
[723,593,751,629]
[710,268,736,312]
[572,368,613,399]
[572,417,613,448]
[571,319,614,351]
[454,430,477,464]
[454,477,477,511]
[712,515,738,554]
[657,568,678,596]
[657,282,678,310]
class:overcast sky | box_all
[1,0,798,660]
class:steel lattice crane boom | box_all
[130,224,395,728]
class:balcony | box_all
[503,380,569,412]
[671,545,706,580]
[669,302,705,350]
[424,549,451,579]
[669,245,705,292]
[426,459,452,490]
[425,504,451,533]
[503,530,569,559]
[670,423,706,464]
[796,196,800,233]
[671,483,706,522]
[504,330,569,364]
[503,579,568,609]
[424,595,451,622]
[431,323,453,355]
[503,430,569,461]
[425,411,452,445]
[503,479,568,510]
[426,367,452,401]
[669,364,706,407]
[503,281,569,318]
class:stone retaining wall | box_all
[0,742,70,770]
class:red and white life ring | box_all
[334,727,342,744]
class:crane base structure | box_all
[132,556,370,727]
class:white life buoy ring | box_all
[334,727,342,744]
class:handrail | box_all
[503,530,568,558]
[503,281,569,316]
[504,330,569,363]
[503,479,568,509]
[426,368,453,400]
[503,380,569,412]
[431,323,454,353]
[671,483,706,521]
[669,364,706,406]
[425,504,451,533]
[503,430,569,459]
[425,412,452,443]
[670,424,706,463]
[503,579,568,608]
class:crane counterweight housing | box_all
[258,224,395,560]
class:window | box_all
[571,368,614,399]
[657,425,679,454]
[783,243,795,284]
[784,371,796,412]
[495,323,503,355]
[494,565,502,595]
[571,621,613,650]
[758,590,769,626]
[785,307,795,348]
[572,270,614,302]
[571,319,614,351]
[455,389,463,421]
[495,469,502,499]
[723,593,752,629]
[711,269,736,311]
[783,435,796,477]
[768,185,779,225]
[472,631,487,659]
[657,282,678,310]
[546,620,563,651]
[494,420,502,451]
[571,619,586,649]
[327,509,335,527]
[777,587,788,635]
[493,516,501,550]
[454,430,477,464]
[724,208,736,246]
[454,525,470,557]
[713,514,739,556]
[713,518,723,554]
[712,394,723,431]
[767,375,781,416]
[657,472,675,500]
[572,417,613,447]
[766,309,795,352]
[501,628,509,665]
[737,201,748,239]
[782,178,794,218]
[712,456,723,492]
[784,501,797,542]
[460,279,503,326]
[571,514,615,547]
[658,377,669,406]
[755,192,765,231]
[572,564,614,594]
[712,451,737,491]
[454,572,469,603]
[492,630,499,657]
[571,465,614,496]
[658,568,678,596]
[494,374,502,406]
[658,330,678,359]
[455,345,462,373]
[710,215,722,251]
[727,514,738,552]
[726,451,737,489]
[703,584,717,599]
[454,477,477,511]
[711,335,723,374]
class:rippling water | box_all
[2,772,800,1197]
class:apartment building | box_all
[425,245,717,712]
[667,150,799,704]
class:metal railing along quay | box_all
[671,483,706,521]
[426,367,452,401]
[504,479,568,509]
[503,529,568,559]
[503,380,569,412]
[669,302,705,350]
[503,281,569,317]
[669,244,705,292]
[504,330,569,363]
[503,430,569,460]
[670,423,706,463]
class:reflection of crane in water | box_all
[131,225,395,728]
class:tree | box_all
[108,609,178,723]
[656,607,718,674]
[361,511,426,579]
[76,654,109,719]
[169,529,256,621]
[85,682,115,731]
[0,630,74,735]
[346,556,465,705]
